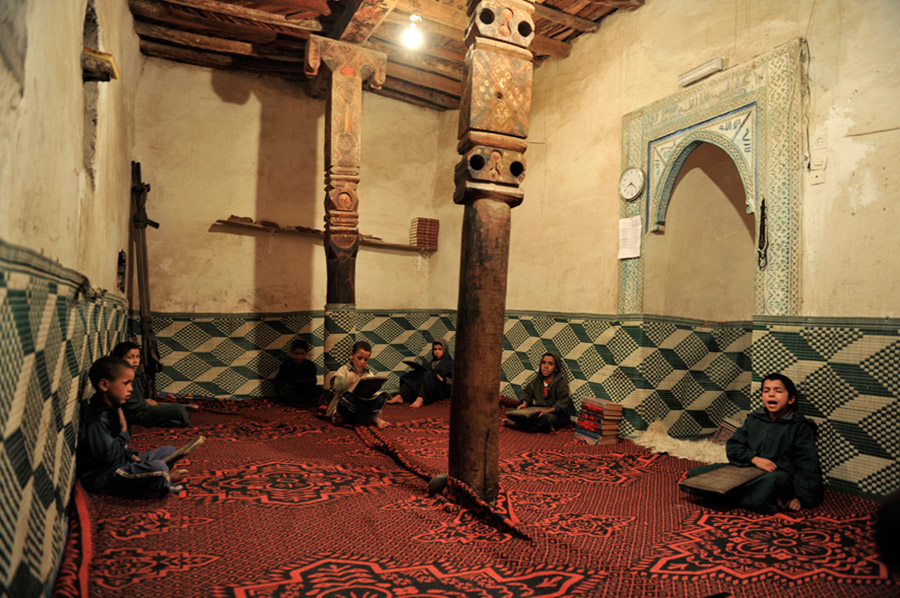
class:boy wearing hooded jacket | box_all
[506,352,574,432]
[681,373,824,514]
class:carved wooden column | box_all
[305,36,386,374]
[448,0,534,503]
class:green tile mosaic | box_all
[1,239,127,594]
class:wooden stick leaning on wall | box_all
[130,161,163,399]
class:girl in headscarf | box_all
[388,338,453,408]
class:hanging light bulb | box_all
[401,14,423,49]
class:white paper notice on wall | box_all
[617,216,642,260]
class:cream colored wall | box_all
[133,59,448,313]
[522,0,900,317]
[642,144,755,322]
[0,0,140,291]
[425,110,466,310]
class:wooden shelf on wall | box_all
[212,216,434,255]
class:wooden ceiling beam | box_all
[332,0,401,44]
[364,38,463,82]
[573,0,643,8]
[158,0,324,31]
[531,33,570,58]
[532,4,598,32]
[388,0,571,59]
[134,21,307,61]
[371,27,465,63]
[381,76,460,109]
[386,62,461,96]
[130,0,280,42]
[394,0,467,31]
[252,0,330,13]
[139,39,306,75]
[370,86,450,111]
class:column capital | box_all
[305,35,387,89]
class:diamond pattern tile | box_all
[637,349,674,387]
[641,320,678,347]
[575,346,606,380]
[801,364,859,417]
[504,320,529,350]
[705,354,743,390]
[1,240,128,595]
[171,323,213,351]
[246,322,282,349]
[799,326,864,361]
[860,341,900,397]
[749,332,799,374]
[373,318,406,344]
[607,328,640,363]
[673,333,708,369]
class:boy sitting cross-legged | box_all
[77,356,205,498]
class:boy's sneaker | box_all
[164,435,206,465]
[170,469,188,484]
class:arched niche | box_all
[643,142,755,322]
[620,40,807,316]
[649,124,755,233]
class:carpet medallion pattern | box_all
[638,510,887,586]
[94,547,219,590]
[186,461,410,506]
[98,509,215,540]
[214,558,595,598]
[534,513,636,538]
[53,401,897,598]
[501,450,664,484]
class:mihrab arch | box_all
[620,39,807,317]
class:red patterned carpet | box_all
[54,401,897,598]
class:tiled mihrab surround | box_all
[0,239,127,596]
[143,308,897,498]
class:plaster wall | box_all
[642,144,755,322]
[524,0,900,317]
[133,60,449,313]
[0,0,140,292]
[425,110,466,310]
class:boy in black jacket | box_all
[273,339,323,409]
[682,373,824,514]
[77,356,202,497]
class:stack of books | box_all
[710,414,745,445]
[409,217,440,250]
[573,398,623,445]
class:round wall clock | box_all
[618,167,645,201]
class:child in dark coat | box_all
[273,339,323,408]
[388,338,453,408]
[681,373,824,514]
[112,341,190,428]
[503,352,575,432]
[77,356,203,498]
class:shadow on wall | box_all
[209,69,325,319]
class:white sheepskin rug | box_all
[632,422,727,464]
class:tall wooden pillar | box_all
[305,36,386,374]
[449,1,534,503]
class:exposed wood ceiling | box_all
[129,0,643,110]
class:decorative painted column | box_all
[448,0,534,503]
[305,36,387,374]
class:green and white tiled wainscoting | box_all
[142,308,898,499]
[1,239,128,596]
